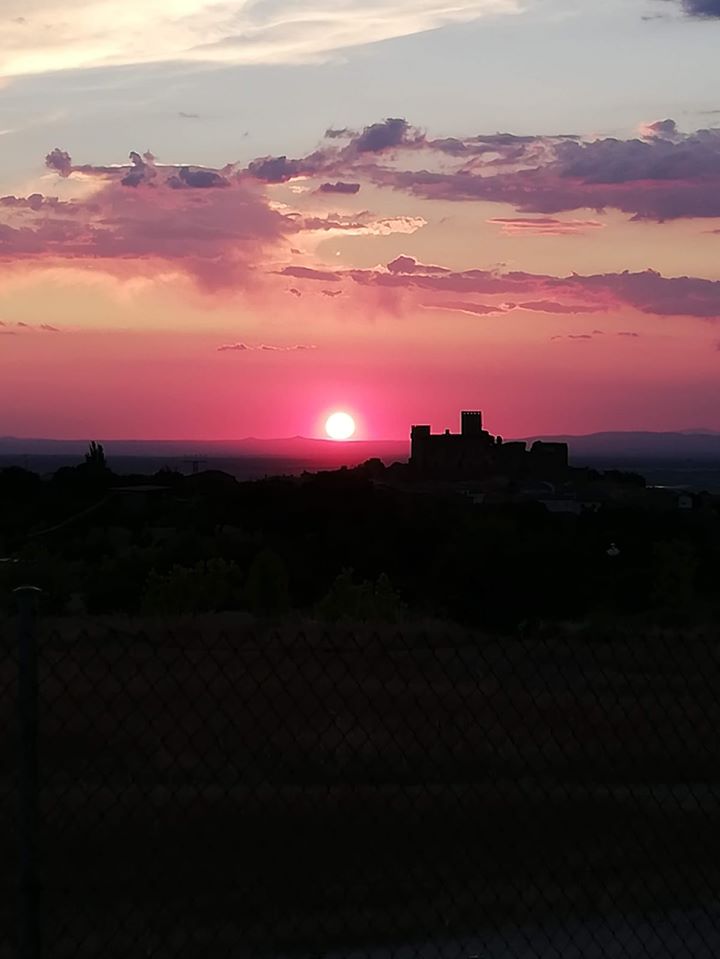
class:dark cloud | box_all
[678,0,720,16]
[325,127,354,139]
[322,289,342,297]
[45,148,73,177]
[352,118,416,153]
[246,155,302,183]
[121,151,157,187]
[289,288,301,297]
[318,181,361,195]
[167,167,230,189]
[40,324,61,332]
[618,331,641,337]
[387,255,449,275]
[281,117,720,222]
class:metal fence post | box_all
[15,586,42,959]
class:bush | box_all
[143,558,244,614]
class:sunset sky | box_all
[1,0,720,440]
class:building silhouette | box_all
[410,410,569,480]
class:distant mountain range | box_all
[1,432,719,463]
[521,431,720,461]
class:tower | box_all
[461,411,483,436]
[410,425,431,470]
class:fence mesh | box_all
[3,620,720,958]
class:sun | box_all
[325,411,356,441]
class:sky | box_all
[1,0,720,440]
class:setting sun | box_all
[325,411,356,441]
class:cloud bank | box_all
[238,116,720,222]
[677,0,720,16]
[3,118,720,324]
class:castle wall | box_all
[410,412,569,481]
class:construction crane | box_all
[182,457,207,475]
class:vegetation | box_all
[1,446,719,627]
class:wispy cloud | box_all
[488,217,605,237]
[217,342,317,352]
[0,1,519,79]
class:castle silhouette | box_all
[410,411,569,480]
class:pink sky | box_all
[2,114,720,439]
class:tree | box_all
[143,558,244,614]
[84,441,108,471]
[243,549,290,616]
[316,569,405,623]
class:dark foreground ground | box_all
[2,620,720,957]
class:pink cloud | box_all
[217,342,317,352]
[341,257,720,320]
[423,300,506,316]
[2,151,296,291]
[488,217,605,236]
[279,266,343,282]
[517,300,605,314]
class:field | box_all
[2,617,720,957]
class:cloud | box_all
[517,301,605,314]
[217,342,317,352]
[277,118,720,222]
[387,255,449,275]
[618,331,641,337]
[167,167,230,190]
[240,116,720,223]
[676,0,720,16]
[4,151,295,291]
[639,119,681,142]
[551,334,593,341]
[352,118,417,153]
[45,148,73,178]
[279,266,342,282]
[318,182,361,195]
[295,212,425,236]
[247,156,306,183]
[0,1,519,78]
[0,321,63,333]
[425,300,506,316]
[488,217,605,236]
[343,257,720,320]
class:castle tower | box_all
[410,425,431,470]
[461,411,483,436]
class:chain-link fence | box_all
[3,601,720,958]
